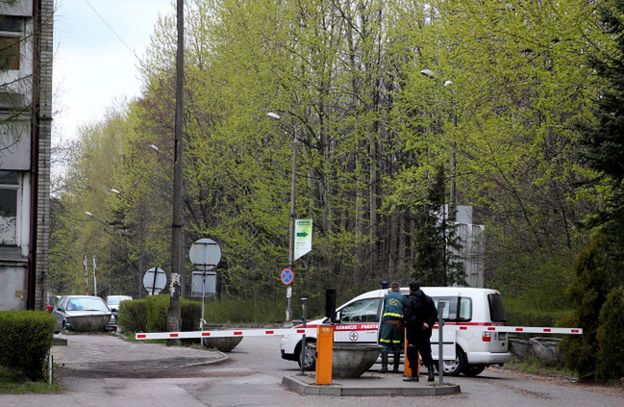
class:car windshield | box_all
[66,297,109,312]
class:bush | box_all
[145,295,169,332]
[118,295,296,333]
[181,299,202,331]
[0,311,55,381]
[596,287,624,381]
[119,296,203,333]
[118,299,147,333]
[561,226,624,381]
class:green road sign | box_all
[294,219,313,261]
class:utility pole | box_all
[167,0,184,345]
[286,124,296,324]
[267,112,296,325]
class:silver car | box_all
[105,295,133,330]
[53,295,112,332]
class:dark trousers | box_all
[406,328,433,370]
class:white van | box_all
[279,286,512,377]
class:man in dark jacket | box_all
[403,282,438,382]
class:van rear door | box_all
[485,293,509,353]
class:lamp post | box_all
[267,111,296,325]
[420,68,457,222]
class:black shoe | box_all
[392,352,400,373]
[380,353,388,373]
[428,366,435,382]
[403,376,418,382]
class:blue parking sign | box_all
[280,268,294,285]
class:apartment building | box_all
[0,0,53,310]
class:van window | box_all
[434,297,455,320]
[339,298,381,322]
[488,293,507,322]
[432,296,472,322]
[458,297,472,321]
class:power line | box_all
[82,0,141,61]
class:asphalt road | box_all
[0,333,621,406]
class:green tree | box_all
[596,286,624,381]
[411,166,464,286]
[563,0,624,381]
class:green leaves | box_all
[48,1,615,318]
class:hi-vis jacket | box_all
[382,290,406,320]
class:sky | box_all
[53,0,173,144]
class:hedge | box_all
[118,299,147,333]
[118,295,201,333]
[0,311,55,381]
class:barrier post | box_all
[299,297,308,376]
[403,328,420,378]
[315,323,334,385]
[437,302,445,385]
[403,334,412,378]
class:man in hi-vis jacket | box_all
[379,282,406,373]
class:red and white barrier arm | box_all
[483,326,582,335]
[135,327,317,341]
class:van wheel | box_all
[436,345,466,376]
[463,364,486,377]
[296,340,316,371]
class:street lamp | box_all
[267,111,296,325]
[420,68,457,222]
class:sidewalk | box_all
[282,371,461,397]
[51,332,227,378]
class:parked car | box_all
[46,294,60,313]
[105,295,133,331]
[53,295,112,332]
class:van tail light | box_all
[482,331,492,342]
[46,304,53,313]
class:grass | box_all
[0,366,61,394]
[501,356,577,379]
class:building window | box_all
[0,16,23,33]
[0,170,18,246]
[0,15,23,71]
[0,36,20,70]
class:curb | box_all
[282,375,461,397]
[181,352,230,368]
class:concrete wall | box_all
[0,263,27,309]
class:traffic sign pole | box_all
[189,238,222,344]
[151,265,159,296]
